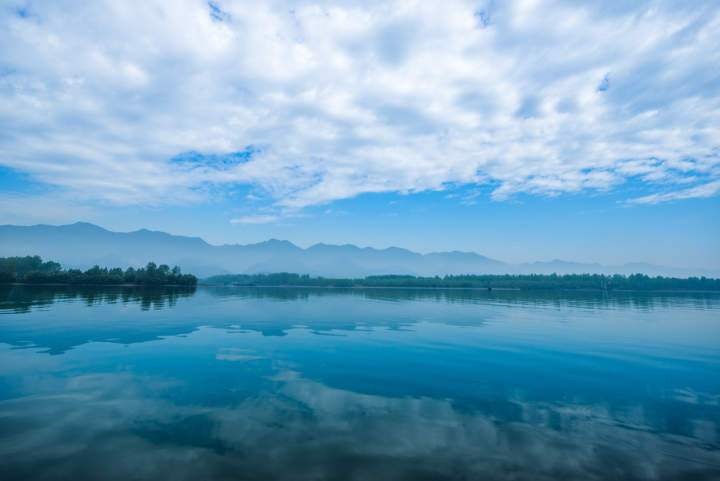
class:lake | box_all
[0,285,719,480]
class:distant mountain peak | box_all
[256,238,297,247]
[66,221,108,231]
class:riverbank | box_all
[198,283,720,293]
[202,273,720,292]
[3,282,198,288]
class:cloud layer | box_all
[1,0,719,213]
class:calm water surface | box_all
[0,286,719,480]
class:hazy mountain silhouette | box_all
[0,222,714,278]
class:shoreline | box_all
[3,283,719,293]
[1,282,196,288]
[197,284,720,293]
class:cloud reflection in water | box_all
[0,287,718,480]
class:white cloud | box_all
[1,0,719,214]
[626,179,720,205]
[230,214,279,224]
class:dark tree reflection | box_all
[0,285,197,314]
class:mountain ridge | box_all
[0,222,715,278]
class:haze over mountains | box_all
[0,222,714,278]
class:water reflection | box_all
[3,285,720,314]
[205,286,720,311]
[0,287,718,480]
[1,359,718,480]
[1,286,719,355]
[0,285,196,313]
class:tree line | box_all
[0,256,197,286]
[203,272,720,291]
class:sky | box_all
[0,0,718,269]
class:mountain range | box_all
[0,222,714,278]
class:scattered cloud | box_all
[230,215,279,224]
[0,0,719,217]
[626,179,720,204]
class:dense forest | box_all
[0,256,197,286]
[204,273,720,291]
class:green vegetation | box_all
[0,256,197,286]
[203,273,720,291]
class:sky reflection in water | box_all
[0,286,719,480]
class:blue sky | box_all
[0,0,719,269]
